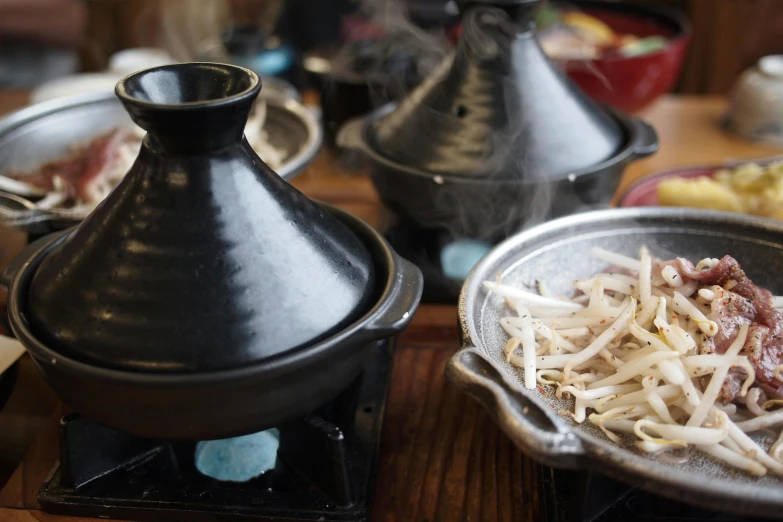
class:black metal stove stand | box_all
[38,339,395,522]
[539,465,770,522]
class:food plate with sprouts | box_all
[447,207,783,518]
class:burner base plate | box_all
[38,340,395,522]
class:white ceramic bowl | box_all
[724,55,783,145]
[108,48,176,76]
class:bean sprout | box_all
[487,246,783,477]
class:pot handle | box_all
[445,347,586,468]
[336,117,365,151]
[630,117,659,159]
[0,231,65,289]
[356,258,423,342]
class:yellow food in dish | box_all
[657,161,783,220]
[560,12,615,45]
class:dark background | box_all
[72,0,783,95]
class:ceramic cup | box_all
[724,55,783,145]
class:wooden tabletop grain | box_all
[0,92,780,522]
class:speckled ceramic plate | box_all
[447,207,783,518]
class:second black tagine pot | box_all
[1,62,423,440]
[339,0,659,243]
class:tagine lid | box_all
[369,0,624,181]
[26,63,376,374]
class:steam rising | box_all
[157,0,232,61]
[367,4,560,243]
[332,0,451,109]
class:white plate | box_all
[31,73,123,104]
[0,335,25,375]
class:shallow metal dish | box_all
[447,208,783,518]
[0,90,321,230]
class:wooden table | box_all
[0,93,780,522]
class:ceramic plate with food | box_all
[449,208,783,517]
[620,156,783,219]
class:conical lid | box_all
[26,63,376,373]
[370,0,623,180]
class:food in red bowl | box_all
[546,1,690,113]
[619,156,783,220]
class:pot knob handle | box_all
[115,63,262,154]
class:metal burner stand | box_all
[39,339,395,522]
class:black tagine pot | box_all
[338,0,658,243]
[0,62,423,440]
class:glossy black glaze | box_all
[2,204,423,439]
[338,0,658,242]
[342,104,657,242]
[370,0,623,180]
[26,63,377,373]
[118,63,259,153]
[39,344,393,521]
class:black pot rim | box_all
[115,62,262,111]
[352,102,654,185]
[7,203,417,385]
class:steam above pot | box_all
[339,0,658,243]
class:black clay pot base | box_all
[370,0,623,180]
[25,63,376,373]
[3,202,422,439]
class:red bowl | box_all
[560,2,690,113]
[448,2,690,113]
[618,155,783,207]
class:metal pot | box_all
[446,208,783,517]
[339,104,657,242]
[1,203,422,440]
